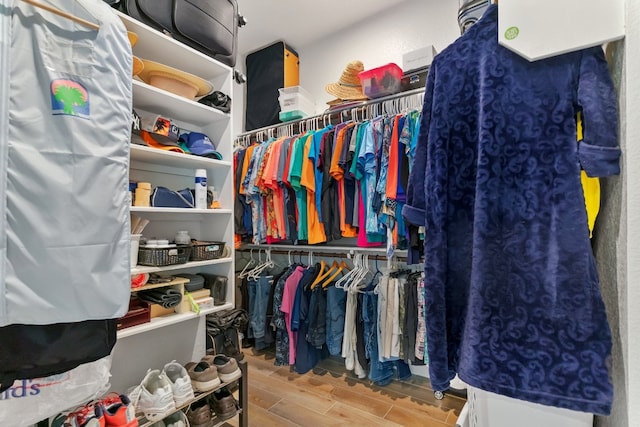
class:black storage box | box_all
[400,66,430,92]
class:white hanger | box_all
[335,253,357,289]
[238,249,255,278]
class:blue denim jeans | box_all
[325,284,346,356]
[248,274,273,350]
[364,290,412,385]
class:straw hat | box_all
[325,60,368,101]
[127,31,139,47]
[138,59,213,100]
[132,56,144,76]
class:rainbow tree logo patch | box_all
[50,79,90,118]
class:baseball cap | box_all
[137,111,180,146]
[180,132,222,159]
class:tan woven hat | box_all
[139,59,213,100]
[325,60,368,101]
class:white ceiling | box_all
[236,0,412,58]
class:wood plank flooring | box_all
[221,348,466,427]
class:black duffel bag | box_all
[206,308,248,361]
[118,0,245,67]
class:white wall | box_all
[299,0,460,111]
[232,0,460,136]
[625,0,640,423]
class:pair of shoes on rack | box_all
[129,361,195,422]
[52,393,138,427]
[209,386,239,421]
[205,354,242,383]
[186,399,212,427]
[184,353,241,392]
[149,410,189,427]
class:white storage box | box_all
[278,86,315,117]
[402,45,437,72]
[466,386,593,427]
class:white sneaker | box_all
[129,369,176,422]
[163,360,195,407]
[162,411,189,427]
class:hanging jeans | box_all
[248,274,273,350]
[307,285,327,349]
[325,284,346,356]
[367,288,412,386]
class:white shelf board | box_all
[116,11,231,81]
[130,207,232,214]
[130,144,231,169]
[131,257,233,275]
[132,80,229,127]
[117,303,233,339]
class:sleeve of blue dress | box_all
[577,47,621,177]
[402,63,437,226]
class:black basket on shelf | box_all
[137,245,191,266]
[190,241,226,261]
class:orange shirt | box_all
[239,144,257,195]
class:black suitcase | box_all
[120,0,244,67]
[245,41,300,131]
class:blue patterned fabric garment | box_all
[402,5,620,415]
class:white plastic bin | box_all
[278,86,315,116]
[130,234,142,268]
[466,386,593,427]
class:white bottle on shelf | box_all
[195,169,208,209]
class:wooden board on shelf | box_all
[131,276,189,293]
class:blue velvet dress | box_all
[403,5,620,415]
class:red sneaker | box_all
[100,393,139,427]
[54,402,105,427]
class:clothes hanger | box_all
[310,259,328,289]
[335,253,358,289]
[322,259,350,288]
[238,249,255,278]
[21,0,100,31]
[311,258,339,289]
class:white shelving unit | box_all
[109,11,236,395]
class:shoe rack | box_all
[137,361,248,427]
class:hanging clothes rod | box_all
[236,87,426,139]
[20,0,100,31]
[238,244,407,259]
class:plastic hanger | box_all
[310,259,328,289]
[238,249,255,278]
[335,254,357,289]
[322,260,350,288]
[311,259,339,289]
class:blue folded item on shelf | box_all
[151,187,194,208]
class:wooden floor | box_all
[221,348,466,427]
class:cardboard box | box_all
[187,288,211,300]
[403,46,437,73]
[149,303,175,319]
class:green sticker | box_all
[505,26,520,40]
